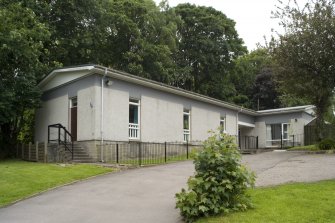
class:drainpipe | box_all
[100,68,107,162]
[236,107,243,147]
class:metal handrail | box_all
[48,123,74,160]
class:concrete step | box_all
[64,143,95,163]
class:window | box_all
[220,116,226,133]
[129,99,140,139]
[183,109,190,142]
[266,123,290,147]
[70,97,77,108]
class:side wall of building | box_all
[99,78,248,143]
[35,75,101,142]
[253,112,314,148]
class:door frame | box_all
[69,97,78,141]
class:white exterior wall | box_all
[77,85,100,141]
[94,78,242,143]
[141,95,183,142]
[35,72,256,144]
[253,112,312,148]
[35,95,69,142]
[35,75,100,142]
[190,105,220,141]
[102,86,129,141]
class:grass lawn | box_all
[287,144,319,151]
[197,180,335,223]
[0,160,114,207]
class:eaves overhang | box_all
[38,65,315,117]
[91,66,257,116]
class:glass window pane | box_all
[283,124,289,139]
[71,97,77,108]
[266,124,282,141]
[266,125,272,141]
[129,104,138,124]
[183,114,189,130]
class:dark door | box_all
[70,97,78,141]
[71,107,77,141]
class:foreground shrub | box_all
[318,138,335,150]
[175,132,255,222]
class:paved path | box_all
[1,151,335,223]
[243,151,335,186]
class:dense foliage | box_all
[0,2,51,157]
[318,138,335,150]
[271,0,335,138]
[175,132,255,222]
[173,4,247,99]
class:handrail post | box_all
[138,142,142,166]
[292,135,295,147]
[71,137,74,160]
[186,140,189,159]
[164,142,167,163]
[116,143,119,164]
[48,126,50,143]
[245,136,247,150]
[281,134,283,149]
[58,126,60,145]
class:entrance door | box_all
[70,97,78,141]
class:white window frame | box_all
[220,116,226,133]
[129,99,140,140]
[70,97,77,108]
[183,109,190,142]
[266,123,291,147]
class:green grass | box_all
[197,180,335,223]
[287,144,319,151]
[0,160,114,207]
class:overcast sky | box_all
[153,0,286,51]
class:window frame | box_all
[129,98,140,140]
[220,116,226,133]
[183,109,191,142]
[70,97,78,108]
[266,123,291,147]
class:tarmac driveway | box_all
[1,151,335,223]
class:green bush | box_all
[318,138,335,150]
[175,132,255,222]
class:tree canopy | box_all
[174,3,247,99]
[271,0,335,136]
[0,1,50,156]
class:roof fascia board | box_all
[39,65,315,117]
[38,65,95,88]
[91,66,257,115]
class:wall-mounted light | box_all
[105,79,113,86]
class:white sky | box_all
[154,0,286,51]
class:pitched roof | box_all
[39,65,315,117]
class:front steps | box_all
[64,143,95,163]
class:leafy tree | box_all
[0,2,50,157]
[251,67,281,110]
[228,48,272,108]
[105,0,179,83]
[271,0,335,138]
[174,4,247,100]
